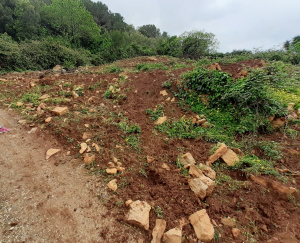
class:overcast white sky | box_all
[98,0,300,53]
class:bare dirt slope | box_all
[0,108,134,243]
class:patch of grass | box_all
[257,141,282,160]
[162,80,172,89]
[108,65,123,74]
[152,206,163,218]
[20,93,40,105]
[117,121,141,134]
[146,105,164,121]
[125,135,141,151]
[285,128,299,139]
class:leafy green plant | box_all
[117,122,141,134]
[146,105,164,121]
[108,65,123,73]
[136,63,168,71]
[162,80,172,89]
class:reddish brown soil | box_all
[0,57,300,243]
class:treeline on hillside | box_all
[0,0,300,73]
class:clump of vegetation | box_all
[146,105,164,121]
[136,63,168,71]
[117,122,141,134]
[107,65,123,74]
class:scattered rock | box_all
[51,106,68,116]
[251,175,297,194]
[154,116,167,125]
[207,143,228,166]
[147,156,155,163]
[161,163,170,171]
[287,103,295,112]
[180,153,196,166]
[125,200,133,207]
[151,219,166,243]
[189,209,214,242]
[16,102,23,107]
[72,91,79,99]
[126,200,151,230]
[18,120,27,125]
[107,179,118,191]
[46,148,60,159]
[198,163,216,180]
[82,132,91,140]
[38,94,50,100]
[92,143,100,152]
[271,117,286,129]
[232,148,245,157]
[232,228,241,238]
[162,228,182,243]
[207,63,222,71]
[28,127,37,134]
[221,217,236,227]
[117,167,125,173]
[196,119,207,125]
[166,97,171,101]
[160,90,168,96]
[53,65,63,72]
[202,122,212,128]
[108,162,115,168]
[288,112,298,120]
[83,154,95,165]
[80,143,88,154]
[171,97,175,102]
[189,164,204,178]
[106,168,118,174]
[38,103,47,109]
[188,178,208,200]
[221,149,239,166]
[36,106,44,115]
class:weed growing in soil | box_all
[161,80,172,89]
[125,135,141,151]
[152,206,163,218]
[107,65,123,74]
[257,141,283,160]
[146,105,164,121]
[117,122,141,134]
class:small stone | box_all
[18,120,27,125]
[189,209,214,242]
[151,219,166,243]
[196,119,207,125]
[147,156,155,163]
[46,148,60,159]
[82,132,91,140]
[28,127,37,134]
[51,107,68,116]
[163,228,182,243]
[107,162,115,168]
[36,106,44,115]
[192,118,197,124]
[72,91,79,99]
[83,154,95,165]
[126,200,151,230]
[221,149,239,166]
[92,143,100,152]
[271,117,286,129]
[202,122,212,128]
[16,102,23,107]
[38,94,50,100]
[232,228,241,238]
[166,97,171,101]
[125,200,133,207]
[207,143,228,166]
[161,163,170,171]
[160,90,168,96]
[80,143,88,154]
[84,124,89,128]
[287,103,295,112]
[106,168,118,174]
[221,217,236,227]
[180,153,196,166]
[154,116,167,125]
[107,179,117,191]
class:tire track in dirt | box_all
[0,109,135,243]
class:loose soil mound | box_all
[0,57,300,243]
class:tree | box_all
[42,0,100,45]
[13,0,44,40]
[180,30,219,59]
[0,0,17,36]
[138,24,161,38]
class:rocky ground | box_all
[0,56,300,243]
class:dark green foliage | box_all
[138,24,161,38]
[146,105,164,121]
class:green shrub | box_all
[146,105,164,121]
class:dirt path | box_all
[0,109,132,243]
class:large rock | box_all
[189,164,204,178]
[188,178,208,200]
[251,175,297,194]
[189,209,214,242]
[199,163,216,180]
[180,153,196,166]
[151,219,166,243]
[232,228,241,239]
[207,143,227,166]
[52,106,69,116]
[126,200,151,230]
[221,149,239,166]
[162,228,182,243]
[46,148,60,159]
[160,90,168,96]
